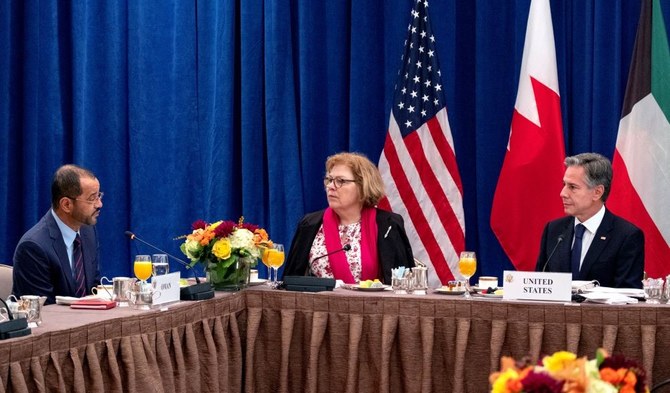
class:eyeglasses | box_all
[68,192,104,204]
[323,176,357,189]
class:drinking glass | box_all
[151,254,170,277]
[266,244,285,287]
[134,255,152,283]
[261,246,274,285]
[458,251,477,298]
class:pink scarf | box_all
[322,207,378,283]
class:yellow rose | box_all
[542,351,577,372]
[491,369,520,393]
[212,238,232,260]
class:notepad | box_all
[70,298,116,310]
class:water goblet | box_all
[458,251,477,299]
[151,254,170,277]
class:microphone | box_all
[124,231,214,300]
[541,234,565,272]
[305,244,352,276]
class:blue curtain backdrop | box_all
[1,0,666,281]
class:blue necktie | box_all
[571,224,586,280]
[73,234,87,297]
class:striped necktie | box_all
[73,234,87,297]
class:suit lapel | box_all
[579,210,614,279]
[46,212,78,293]
[557,221,574,272]
[80,229,95,289]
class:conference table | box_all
[1,286,669,393]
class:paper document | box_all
[580,292,639,305]
[572,280,598,292]
[580,286,645,297]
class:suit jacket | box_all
[284,209,414,284]
[12,211,101,304]
[535,209,644,288]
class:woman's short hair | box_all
[325,152,385,207]
[564,152,612,202]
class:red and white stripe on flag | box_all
[378,0,465,287]
[490,0,566,272]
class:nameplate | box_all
[152,272,181,305]
[502,271,572,302]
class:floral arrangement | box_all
[490,349,648,393]
[179,217,273,289]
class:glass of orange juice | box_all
[458,251,477,298]
[134,255,153,283]
[260,246,274,285]
[266,244,285,287]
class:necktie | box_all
[571,224,586,280]
[73,234,87,297]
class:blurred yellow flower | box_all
[212,238,232,259]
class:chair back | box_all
[0,264,13,300]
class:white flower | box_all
[230,228,255,250]
[184,239,203,261]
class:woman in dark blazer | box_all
[284,152,414,284]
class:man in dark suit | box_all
[12,164,103,304]
[535,153,644,288]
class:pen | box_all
[384,226,392,238]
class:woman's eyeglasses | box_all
[323,177,357,189]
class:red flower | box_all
[213,221,236,238]
[520,370,564,393]
[192,219,207,230]
[239,222,259,232]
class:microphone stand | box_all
[0,298,30,340]
[125,231,214,301]
[541,235,565,272]
[284,244,351,293]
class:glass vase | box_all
[206,256,252,291]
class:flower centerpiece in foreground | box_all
[490,349,648,393]
[179,217,273,290]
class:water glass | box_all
[392,275,413,295]
[152,254,170,277]
[642,278,664,304]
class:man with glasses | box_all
[13,164,103,303]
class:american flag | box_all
[378,0,465,287]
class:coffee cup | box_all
[107,277,135,307]
[478,276,498,289]
[19,295,46,327]
[91,285,114,300]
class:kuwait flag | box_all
[608,0,670,278]
[490,0,566,272]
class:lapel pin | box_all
[600,236,606,240]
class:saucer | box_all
[352,285,389,291]
[249,279,268,286]
[434,288,466,295]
